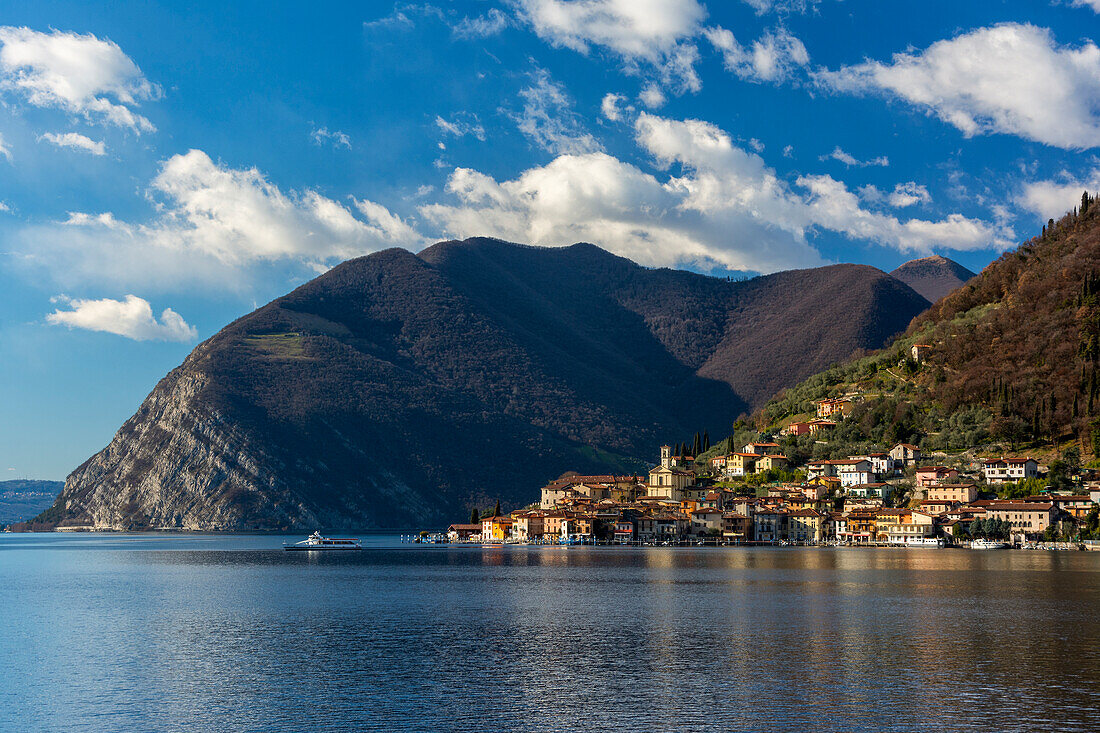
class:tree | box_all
[492,499,501,517]
[969,518,984,538]
[1083,190,1090,217]
[952,523,966,539]
[693,432,702,456]
[703,430,710,452]
[470,507,480,524]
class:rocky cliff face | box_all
[44,238,930,530]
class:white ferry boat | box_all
[284,531,362,551]
[971,538,1007,550]
[905,537,945,548]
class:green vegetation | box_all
[750,194,1100,461]
[242,332,309,359]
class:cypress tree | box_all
[693,432,701,456]
[470,507,481,524]
[703,430,710,452]
[492,500,501,517]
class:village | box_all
[442,391,1100,549]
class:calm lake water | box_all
[2,534,1099,732]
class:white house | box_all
[981,457,1038,484]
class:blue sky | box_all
[3,0,1100,479]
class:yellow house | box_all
[755,454,789,473]
[481,516,513,541]
[726,452,760,476]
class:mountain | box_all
[757,193,1100,458]
[890,255,976,303]
[41,238,929,530]
[1,480,63,525]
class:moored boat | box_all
[970,538,1007,550]
[284,531,362,551]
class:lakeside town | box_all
[442,393,1100,550]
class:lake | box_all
[2,534,1099,732]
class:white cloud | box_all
[435,113,486,141]
[513,0,706,93]
[512,70,602,154]
[310,126,351,149]
[782,144,794,157]
[600,92,631,121]
[817,23,1100,149]
[14,149,426,290]
[454,8,509,38]
[0,131,10,160]
[888,182,931,208]
[0,26,159,133]
[705,25,809,83]
[748,138,765,153]
[742,0,820,12]
[638,84,666,109]
[1017,168,1100,218]
[1070,1,1100,13]
[39,131,106,155]
[821,146,889,167]
[47,294,197,341]
[422,112,1008,273]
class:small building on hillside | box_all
[911,344,932,363]
[755,454,789,473]
[926,483,979,504]
[981,457,1039,484]
[915,465,959,488]
[782,421,812,437]
[815,398,854,419]
[808,419,837,435]
[889,443,922,466]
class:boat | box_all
[971,538,1007,550]
[283,531,362,551]
[904,537,945,548]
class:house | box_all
[753,509,786,542]
[852,452,894,475]
[981,457,1039,484]
[915,465,959,488]
[925,483,979,504]
[482,516,513,541]
[846,482,892,500]
[815,398,854,419]
[709,454,728,470]
[807,460,837,480]
[826,512,847,540]
[919,498,956,515]
[782,421,812,437]
[889,443,922,466]
[787,509,824,542]
[981,501,1055,538]
[836,459,874,487]
[613,519,635,542]
[446,523,482,542]
[840,509,878,544]
[755,454,789,473]
[881,510,936,544]
[722,512,750,541]
[691,508,725,535]
[560,515,593,541]
[743,441,781,455]
[808,419,837,435]
[1035,495,1097,520]
[510,512,546,541]
[911,344,932,363]
[725,452,761,477]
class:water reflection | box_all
[2,535,1099,732]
